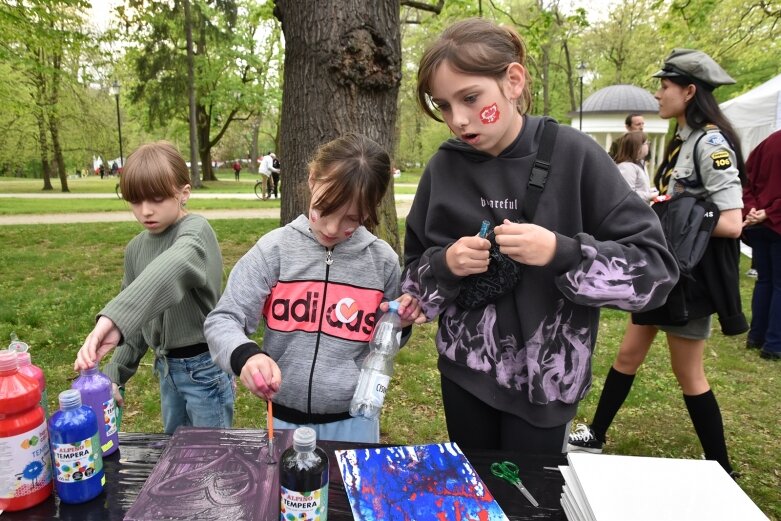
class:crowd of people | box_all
[70,17,776,487]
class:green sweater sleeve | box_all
[103,329,148,385]
[100,218,211,338]
[98,215,222,379]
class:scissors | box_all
[490,460,539,507]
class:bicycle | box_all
[254,176,274,200]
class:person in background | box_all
[74,141,234,434]
[613,131,658,203]
[403,18,676,455]
[268,153,281,198]
[742,129,781,360]
[625,113,645,131]
[609,114,647,160]
[232,159,242,181]
[259,151,280,200]
[205,133,425,443]
[568,49,746,477]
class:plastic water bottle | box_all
[71,367,119,456]
[48,389,104,504]
[0,350,53,512]
[349,301,402,419]
[279,427,328,520]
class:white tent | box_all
[721,73,781,158]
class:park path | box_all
[0,192,414,225]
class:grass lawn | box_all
[0,167,423,200]
[0,216,777,518]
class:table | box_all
[8,432,567,520]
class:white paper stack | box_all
[559,453,768,521]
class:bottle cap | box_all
[59,389,82,410]
[8,340,29,353]
[81,366,99,375]
[8,332,29,353]
[293,426,317,452]
[0,350,18,371]
[388,301,399,313]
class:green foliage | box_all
[118,0,281,170]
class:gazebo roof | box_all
[582,84,658,113]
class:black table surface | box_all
[9,432,567,521]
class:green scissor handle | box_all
[490,460,540,507]
[491,461,520,484]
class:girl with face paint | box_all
[403,18,677,454]
[205,133,424,444]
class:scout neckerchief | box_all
[656,134,684,194]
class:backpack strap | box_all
[523,117,559,222]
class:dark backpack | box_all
[633,191,719,326]
[652,193,719,279]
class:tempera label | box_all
[0,420,52,499]
[280,484,328,520]
[52,433,103,483]
[103,397,118,436]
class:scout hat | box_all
[653,49,735,90]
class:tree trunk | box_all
[48,53,69,193]
[35,109,53,191]
[197,104,216,181]
[274,0,402,254]
[250,119,260,174]
[184,0,202,188]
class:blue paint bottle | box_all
[48,389,104,504]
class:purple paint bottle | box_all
[70,367,119,456]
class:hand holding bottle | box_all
[74,316,122,371]
[380,294,426,326]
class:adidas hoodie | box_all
[402,116,678,428]
[205,214,401,424]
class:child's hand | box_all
[112,383,124,407]
[74,316,122,371]
[381,294,428,326]
[240,353,281,400]
[445,235,490,276]
[494,219,557,266]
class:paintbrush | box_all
[266,399,276,464]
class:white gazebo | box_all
[570,84,669,174]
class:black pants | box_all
[268,172,280,197]
[441,375,569,454]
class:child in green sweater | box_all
[74,141,233,434]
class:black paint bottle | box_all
[279,427,329,520]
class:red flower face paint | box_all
[480,103,500,124]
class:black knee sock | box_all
[684,390,733,474]
[590,367,635,442]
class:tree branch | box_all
[400,0,444,14]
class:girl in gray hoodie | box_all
[205,134,423,443]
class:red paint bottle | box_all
[0,350,53,511]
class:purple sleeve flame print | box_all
[557,242,674,311]
[437,300,593,405]
[401,261,448,320]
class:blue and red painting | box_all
[336,442,509,521]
